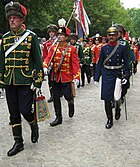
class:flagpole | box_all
[66,11,74,28]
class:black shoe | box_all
[50,118,62,127]
[115,108,121,120]
[30,122,39,143]
[7,142,24,156]
[77,84,80,88]
[105,119,113,129]
[47,96,53,103]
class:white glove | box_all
[73,79,80,86]
[90,63,93,67]
[94,81,99,87]
[43,67,48,75]
[30,84,41,93]
[121,78,127,85]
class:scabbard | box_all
[124,96,127,120]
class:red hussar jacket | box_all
[44,43,80,83]
[43,37,57,61]
[93,43,102,63]
[134,45,139,61]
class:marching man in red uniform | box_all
[43,24,58,61]
[92,37,102,78]
[43,24,58,103]
[44,26,80,126]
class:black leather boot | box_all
[50,117,62,127]
[115,101,121,120]
[105,101,113,129]
[29,121,39,143]
[50,98,62,127]
[115,108,121,120]
[7,125,24,156]
[111,100,115,108]
[47,87,53,103]
[68,99,75,118]
[105,118,113,129]
[87,76,91,84]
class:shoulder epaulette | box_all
[2,31,10,38]
[119,40,126,46]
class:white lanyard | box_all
[5,31,30,57]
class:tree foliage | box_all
[127,8,140,37]
[0,0,139,38]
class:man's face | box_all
[9,15,24,31]
[49,31,56,38]
[57,34,67,42]
[118,31,123,39]
[88,41,93,46]
[95,40,99,45]
[70,38,76,45]
[83,41,88,47]
[108,33,118,43]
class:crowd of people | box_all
[0,1,140,156]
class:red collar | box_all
[108,41,117,46]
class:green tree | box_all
[0,0,138,39]
[127,8,140,37]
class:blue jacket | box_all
[94,42,130,101]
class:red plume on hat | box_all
[65,27,71,36]
[20,5,27,16]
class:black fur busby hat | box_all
[47,24,58,33]
[57,27,71,36]
[5,1,27,20]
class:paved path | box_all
[0,65,140,167]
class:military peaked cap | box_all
[47,24,58,33]
[107,26,118,35]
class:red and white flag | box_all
[73,0,91,37]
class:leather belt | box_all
[104,65,123,70]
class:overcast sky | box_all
[120,0,140,9]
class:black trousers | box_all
[92,63,96,78]
[52,81,73,117]
[81,64,91,86]
[52,81,72,101]
[5,85,34,125]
